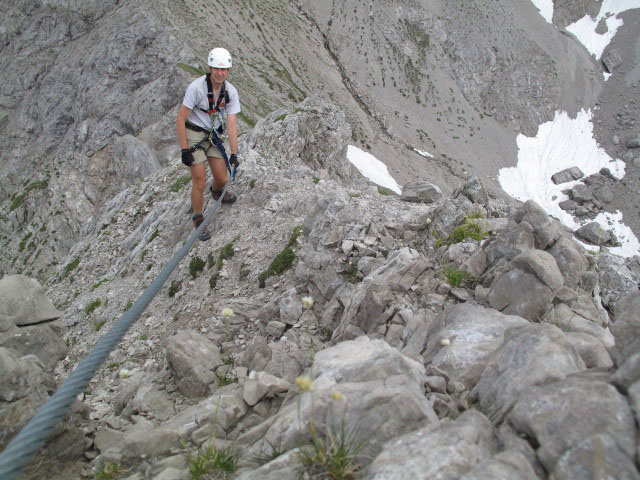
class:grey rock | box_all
[460,176,489,205]
[627,138,640,148]
[422,303,527,390]
[565,332,613,368]
[611,353,640,393]
[551,433,640,480]
[507,377,637,472]
[593,186,614,204]
[597,253,638,310]
[551,167,584,185]
[0,324,67,372]
[278,289,303,325]
[549,303,615,348]
[487,268,554,321]
[459,450,539,480]
[400,181,443,203]
[164,330,224,398]
[569,184,594,202]
[265,320,287,338]
[549,236,590,289]
[367,410,495,480]
[611,292,640,363]
[510,249,564,290]
[484,220,535,265]
[242,371,290,406]
[558,199,577,211]
[0,275,61,327]
[602,49,622,72]
[574,222,612,245]
[472,324,585,423]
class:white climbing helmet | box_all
[208,47,232,68]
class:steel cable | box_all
[0,177,233,480]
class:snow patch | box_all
[347,145,402,194]
[566,1,640,60]
[530,0,554,23]
[498,109,638,257]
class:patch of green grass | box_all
[216,369,237,386]
[436,217,487,248]
[207,252,215,270]
[209,272,219,289]
[258,226,303,287]
[237,111,256,128]
[377,186,394,196]
[443,266,477,289]
[123,300,133,312]
[189,256,206,278]
[94,320,106,331]
[89,278,109,292]
[313,177,320,184]
[85,299,101,315]
[249,179,257,189]
[176,62,206,76]
[170,175,191,193]
[188,441,237,480]
[275,113,287,122]
[139,334,148,341]
[148,229,159,243]
[19,232,32,252]
[168,280,180,297]
[62,256,81,279]
[9,180,48,212]
[94,460,124,479]
[216,241,236,270]
[297,417,364,480]
[106,362,121,372]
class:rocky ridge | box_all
[1,98,639,479]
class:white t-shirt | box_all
[182,75,241,132]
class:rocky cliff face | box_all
[1,1,639,479]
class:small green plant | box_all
[249,179,257,189]
[106,362,121,372]
[207,252,215,270]
[377,186,394,196]
[436,216,487,248]
[248,440,286,467]
[94,460,124,479]
[90,278,109,292]
[313,177,321,184]
[9,180,48,212]
[217,242,235,270]
[148,229,159,243]
[168,280,180,297]
[176,62,206,76]
[85,299,101,315]
[94,320,106,331]
[123,300,133,312]
[258,226,302,287]
[294,378,364,480]
[187,440,237,480]
[209,272,219,289]
[139,334,148,341]
[189,256,206,278]
[216,369,237,386]
[343,262,361,284]
[169,175,191,193]
[443,266,477,289]
[275,113,287,122]
[62,256,81,279]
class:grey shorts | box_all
[186,128,224,165]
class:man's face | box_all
[210,67,229,84]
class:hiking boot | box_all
[192,213,211,241]
[210,186,237,204]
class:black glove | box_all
[229,153,239,168]
[181,149,194,167]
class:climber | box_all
[176,47,241,241]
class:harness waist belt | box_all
[185,122,209,133]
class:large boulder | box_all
[0,275,61,327]
[597,253,638,310]
[421,304,528,390]
[486,256,557,321]
[0,324,67,372]
[245,337,438,463]
[164,330,224,398]
[548,236,590,289]
[367,410,501,479]
[611,291,640,364]
[507,377,638,473]
[471,324,585,423]
[400,181,442,204]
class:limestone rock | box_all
[401,181,443,204]
[0,275,61,327]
